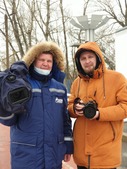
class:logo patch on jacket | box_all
[55,97,63,104]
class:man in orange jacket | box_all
[68,41,127,169]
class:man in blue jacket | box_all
[0,41,73,169]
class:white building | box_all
[115,26,127,78]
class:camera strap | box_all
[76,77,81,98]
[88,155,91,169]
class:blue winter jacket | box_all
[0,62,73,169]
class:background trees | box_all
[0,0,126,91]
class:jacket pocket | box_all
[11,129,37,169]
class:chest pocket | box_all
[49,88,66,113]
[49,87,65,102]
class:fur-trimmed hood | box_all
[22,41,65,71]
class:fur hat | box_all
[22,41,65,71]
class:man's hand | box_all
[74,99,84,116]
[64,154,71,162]
[90,110,100,120]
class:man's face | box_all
[34,53,53,71]
[79,51,97,74]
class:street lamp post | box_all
[70,14,109,41]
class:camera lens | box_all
[83,106,96,118]
[83,101,97,119]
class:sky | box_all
[63,0,84,16]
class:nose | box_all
[85,58,90,63]
[42,60,48,65]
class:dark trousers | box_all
[77,166,87,169]
[77,167,116,169]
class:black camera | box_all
[74,98,97,119]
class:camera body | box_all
[74,98,97,119]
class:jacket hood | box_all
[75,41,106,79]
[22,41,66,83]
[22,41,65,71]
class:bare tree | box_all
[1,0,125,85]
[1,0,35,60]
[95,0,127,27]
[0,0,68,61]
[91,0,127,69]
[59,0,69,78]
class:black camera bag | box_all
[0,61,31,113]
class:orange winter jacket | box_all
[68,42,127,168]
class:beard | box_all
[83,65,95,74]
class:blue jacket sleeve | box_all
[0,104,17,126]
